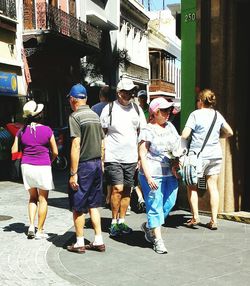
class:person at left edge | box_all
[67,83,106,254]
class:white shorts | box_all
[202,159,222,176]
[21,164,55,191]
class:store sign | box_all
[0,72,18,95]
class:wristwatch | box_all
[70,171,77,176]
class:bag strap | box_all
[197,110,217,157]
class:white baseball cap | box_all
[117,78,137,91]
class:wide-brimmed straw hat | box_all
[23,100,44,118]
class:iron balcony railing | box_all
[23,2,101,50]
[0,0,16,20]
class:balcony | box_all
[149,79,175,98]
[23,2,101,50]
[0,0,16,20]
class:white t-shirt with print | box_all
[100,100,147,163]
[139,122,181,177]
[185,108,227,160]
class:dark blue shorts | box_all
[68,158,103,213]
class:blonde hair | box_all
[198,89,216,108]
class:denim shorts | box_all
[104,162,137,187]
[68,158,103,213]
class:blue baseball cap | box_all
[137,90,147,97]
[68,83,87,99]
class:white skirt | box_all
[21,164,55,191]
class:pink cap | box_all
[149,97,174,113]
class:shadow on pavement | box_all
[85,216,151,249]
[111,231,152,249]
[84,217,111,234]
[48,230,75,249]
[2,222,27,234]
[2,222,62,241]
[48,197,69,210]
[164,213,191,228]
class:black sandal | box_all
[205,221,218,230]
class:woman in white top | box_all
[182,89,233,229]
[138,97,183,254]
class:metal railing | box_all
[0,0,16,20]
[23,2,101,49]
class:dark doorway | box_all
[235,0,250,210]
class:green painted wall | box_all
[180,0,197,130]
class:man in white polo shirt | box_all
[100,78,147,237]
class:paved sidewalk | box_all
[0,172,73,286]
[1,172,250,286]
[53,209,250,286]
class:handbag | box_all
[182,111,217,186]
[11,130,23,181]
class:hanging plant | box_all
[112,48,131,69]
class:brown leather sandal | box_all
[186,218,201,227]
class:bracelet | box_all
[70,171,77,176]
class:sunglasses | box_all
[159,107,173,113]
[121,90,134,95]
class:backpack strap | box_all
[132,102,140,116]
[109,101,139,126]
[109,101,114,126]
[132,102,140,135]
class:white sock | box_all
[93,235,104,245]
[74,236,84,247]
[118,218,125,224]
[111,219,117,225]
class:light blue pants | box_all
[139,174,178,229]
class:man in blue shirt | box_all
[91,85,112,117]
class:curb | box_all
[218,213,250,224]
[180,208,250,224]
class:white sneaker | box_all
[141,222,155,243]
[153,238,168,254]
[35,230,49,240]
[126,205,131,216]
[27,225,35,239]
